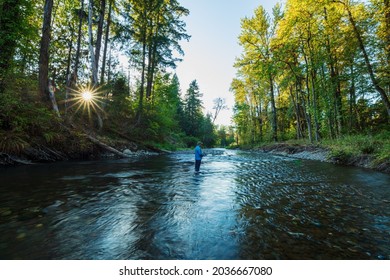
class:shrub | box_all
[0,131,29,155]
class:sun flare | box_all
[82,91,93,101]
[67,85,105,117]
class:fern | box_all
[0,132,29,155]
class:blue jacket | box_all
[195,145,203,160]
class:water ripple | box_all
[0,150,389,259]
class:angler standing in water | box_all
[194,141,204,172]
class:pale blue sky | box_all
[175,0,284,126]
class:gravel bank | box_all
[260,143,390,174]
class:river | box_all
[0,149,389,259]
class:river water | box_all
[0,149,389,260]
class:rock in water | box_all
[123,149,132,155]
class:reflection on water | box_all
[0,149,389,259]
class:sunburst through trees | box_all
[68,85,105,118]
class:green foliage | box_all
[181,135,199,148]
[376,135,390,164]
[181,80,204,136]
[0,0,226,157]
[0,0,38,92]
[232,0,390,148]
[216,126,236,147]
[0,131,29,155]
[323,133,390,165]
[328,149,352,165]
[200,114,217,147]
[106,75,135,118]
[0,91,65,154]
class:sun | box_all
[67,85,105,117]
[82,91,93,101]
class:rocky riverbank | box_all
[260,143,390,174]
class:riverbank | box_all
[2,129,389,175]
[0,130,164,167]
[259,142,390,174]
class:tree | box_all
[212,97,228,124]
[151,73,183,134]
[64,0,87,113]
[182,80,203,137]
[201,114,217,147]
[95,0,106,77]
[121,0,189,124]
[100,0,113,84]
[236,6,280,142]
[231,78,260,145]
[88,0,98,85]
[38,0,60,117]
[232,0,389,147]
[1,0,203,152]
[144,0,190,100]
[0,0,25,93]
[332,0,390,118]
[38,0,54,101]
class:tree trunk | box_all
[94,0,106,76]
[86,134,131,158]
[349,62,359,131]
[38,0,54,104]
[286,58,305,139]
[302,48,313,143]
[385,0,390,69]
[256,99,263,141]
[65,0,84,116]
[88,0,103,129]
[269,74,278,142]
[107,44,112,83]
[74,0,84,80]
[136,37,147,124]
[290,84,303,139]
[88,0,98,85]
[65,25,75,114]
[324,7,343,136]
[100,0,112,84]
[310,69,321,142]
[146,44,158,102]
[48,80,60,117]
[146,9,162,101]
[38,0,60,116]
[146,43,154,100]
[345,3,390,118]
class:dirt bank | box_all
[0,137,162,167]
[260,143,390,174]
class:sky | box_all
[175,0,284,126]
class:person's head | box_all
[197,141,202,146]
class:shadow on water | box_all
[0,149,389,259]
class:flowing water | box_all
[0,149,389,260]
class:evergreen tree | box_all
[182,80,203,137]
[121,0,189,124]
